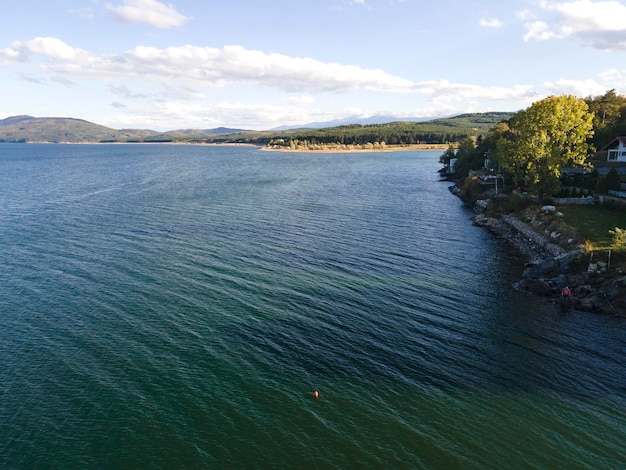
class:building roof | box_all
[601,136,626,150]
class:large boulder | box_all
[515,278,554,296]
[523,249,586,278]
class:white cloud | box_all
[288,95,315,106]
[479,17,503,28]
[523,20,560,41]
[414,80,538,103]
[106,100,328,130]
[543,78,607,96]
[1,37,538,106]
[0,38,416,93]
[598,68,623,81]
[2,37,549,129]
[522,1,626,49]
[7,37,93,62]
[106,0,190,28]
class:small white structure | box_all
[449,157,457,173]
[602,136,626,162]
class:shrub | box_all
[609,227,626,252]
[507,192,533,213]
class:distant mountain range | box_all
[0,115,247,143]
[0,113,515,144]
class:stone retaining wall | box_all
[501,215,567,258]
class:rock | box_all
[516,278,553,296]
[574,284,593,297]
[524,257,558,278]
[557,249,587,272]
[472,214,497,228]
[449,185,461,196]
[474,199,488,213]
[605,276,626,300]
[547,274,567,290]
[541,205,556,213]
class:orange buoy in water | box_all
[313,390,319,399]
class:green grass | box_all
[560,205,626,249]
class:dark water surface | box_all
[1,144,624,468]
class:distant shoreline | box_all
[261,143,449,153]
[3,141,258,146]
[2,141,449,152]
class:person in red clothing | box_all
[561,285,572,308]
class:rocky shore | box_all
[471,207,626,317]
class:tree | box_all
[484,121,512,171]
[500,95,594,199]
[439,144,456,165]
[601,167,622,193]
[451,137,479,177]
[586,89,626,147]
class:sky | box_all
[1,0,625,131]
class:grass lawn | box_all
[560,205,626,249]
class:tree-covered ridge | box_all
[0,113,515,145]
[0,116,244,143]
[257,113,515,148]
[0,116,158,143]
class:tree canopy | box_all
[498,95,594,198]
[585,89,626,149]
[448,94,595,200]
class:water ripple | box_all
[1,145,625,468]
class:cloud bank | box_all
[1,37,537,104]
[522,0,626,50]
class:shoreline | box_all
[261,143,449,153]
[11,141,259,146]
[466,199,626,316]
[7,142,448,151]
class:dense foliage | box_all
[497,95,594,199]
[446,91,626,199]
[585,89,626,149]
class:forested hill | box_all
[0,116,154,143]
[225,112,515,147]
[0,112,515,144]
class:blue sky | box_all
[1,0,625,130]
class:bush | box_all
[459,176,486,203]
[507,192,533,213]
[610,227,626,252]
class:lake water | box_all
[1,144,625,468]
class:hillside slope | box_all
[0,116,147,143]
[0,112,515,144]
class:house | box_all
[602,136,626,162]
